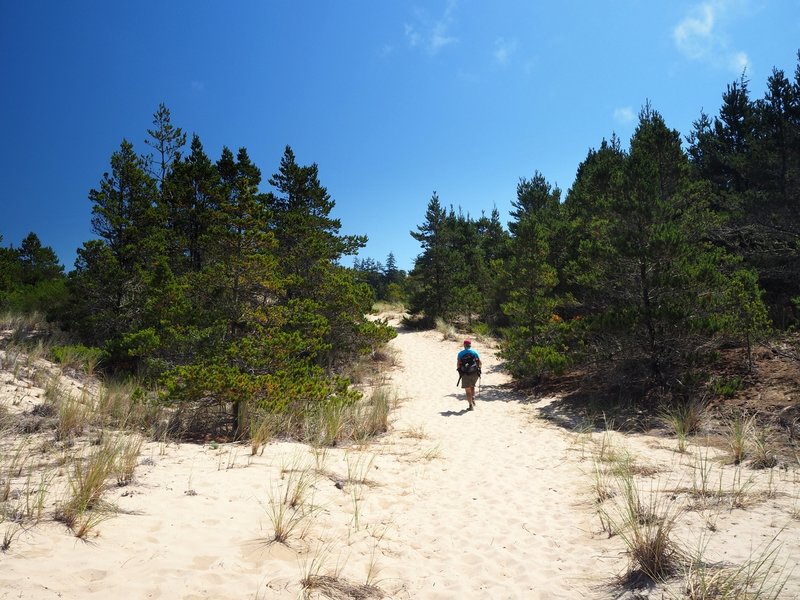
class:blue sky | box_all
[2,1,799,272]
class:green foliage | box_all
[28,107,394,440]
[50,344,105,371]
[710,376,744,398]
[0,233,67,316]
[500,321,570,380]
[408,193,459,321]
[560,105,770,390]
[687,62,800,327]
[498,172,570,380]
[408,195,509,326]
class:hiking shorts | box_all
[460,372,480,388]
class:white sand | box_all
[1,323,798,599]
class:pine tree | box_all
[145,103,186,186]
[687,56,800,326]
[88,140,162,269]
[500,173,567,379]
[68,140,162,353]
[163,134,222,274]
[265,146,373,366]
[0,233,66,314]
[17,233,64,285]
[409,193,458,321]
[570,105,769,392]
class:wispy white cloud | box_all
[404,24,420,48]
[493,37,518,66]
[729,50,750,73]
[614,106,636,124]
[405,0,459,55]
[674,3,715,60]
[673,1,751,74]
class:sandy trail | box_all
[374,325,610,598]
[0,324,616,600]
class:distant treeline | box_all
[1,105,395,437]
[399,53,800,397]
[3,53,799,408]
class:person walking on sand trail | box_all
[456,339,482,410]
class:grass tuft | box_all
[684,533,790,600]
[608,475,684,586]
[725,411,754,465]
[660,397,707,453]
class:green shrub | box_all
[50,344,105,374]
[711,376,744,398]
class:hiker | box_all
[456,339,482,410]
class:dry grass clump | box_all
[401,424,428,440]
[262,452,321,545]
[54,441,120,537]
[55,395,92,442]
[370,301,404,316]
[586,419,798,598]
[300,574,384,600]
[0,311,55,344]
[724,411,754,465]
[600,473,685,586]
[682,447,771,511]
[94,379,164,433]
[299,542,384,600]
[434,317,458,341]
[249,412,281,456]
[0,340,147,540]
[749,425,779,470]
[683,534,790,600]
[344,452,377,487]
[722,411,780,470]
[592,460,616,505]
[265,484,315,546]
[660,396,708,453]
[299,386,397,447]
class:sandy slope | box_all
[1,322,798,599]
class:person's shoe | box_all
[467,404,474,411]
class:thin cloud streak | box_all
[493,37,518,66]
[613,106,636,124]
[404,0,459,55]
[673,0,752,74]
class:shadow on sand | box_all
[439,408,471,417]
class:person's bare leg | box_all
[466,387,475,409]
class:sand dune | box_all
[1,321,798,599]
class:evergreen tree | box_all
[475,207,511,326]
[265,146,374,366]
[88,139,162,269]
[0,236,16,305]
[0,233,66,314]
[165,146,387,436]
[500,173,567,379]
[163,134,222,274]
[570,105,768,392]
[687,56,800,326]
[354,257,387,299]
[409,193,458,321]
[384,252,399,284]
[67,140,162,353]
[17,233,64,285]
[448,206,488,324]
[267,146,365,285]
[145,103,186,186]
